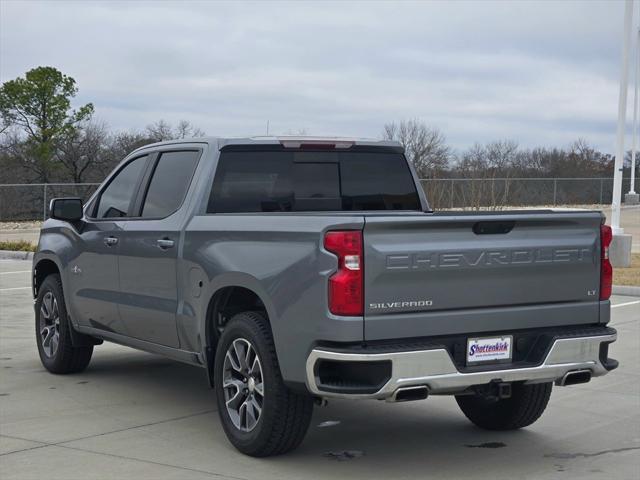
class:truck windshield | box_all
[208,149,421,213]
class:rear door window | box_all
[208,149,420,213]
[141,150,200,218]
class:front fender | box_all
[34,220,82,316]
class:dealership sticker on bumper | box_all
[467,336,512,363]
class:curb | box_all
[0,250,34,261]
[612,285,640,297]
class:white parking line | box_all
[0,270,31,275]
[612,300,640,309]
[0,286,31,292]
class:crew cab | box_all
[33,136,618,456]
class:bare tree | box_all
[0,129,52,182]
[147,119,206,142]
[96,120,206,178]
[146,120,174,142]
[567,139,609,177]
[102,130,154,173]
[0,117,9,136]
[56,121,109,183]
[175,120,205,139]
[454,140,518,209]
[383,120,450,178]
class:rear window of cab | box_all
[208,148,421,213]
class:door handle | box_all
[104,236,119,247]
[157,238,175,250]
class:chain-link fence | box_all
[421,177,640,210]
[0,178,639,221]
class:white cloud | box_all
[0,0,629,152]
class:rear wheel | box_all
[35,274,93,374]
[455,382,552,430]
[214,311,314,456]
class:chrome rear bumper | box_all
[305,332,617,400]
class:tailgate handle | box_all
[472,221,515,235]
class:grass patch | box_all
[614,253,640,287]
[0,240,36,252]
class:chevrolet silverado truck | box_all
[33,136,618,456]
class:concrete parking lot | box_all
[0,258,639,480]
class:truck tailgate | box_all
[363,211,604,341]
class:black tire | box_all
[35,274,93,374]
[214,311,314,457]
[455,382,552,430]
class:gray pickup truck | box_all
[33,136,618,456]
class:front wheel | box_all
[456,382,552,430]
[214,311,314,456]
[35,274,93,374]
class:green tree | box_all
[0,66,93,181]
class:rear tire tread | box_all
[456,382,552,430]
[214,311,313,457]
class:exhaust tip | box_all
[557,370,592,386]
[390,386,429,402]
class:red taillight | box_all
[324,230,363,316]
[600,224,613,301]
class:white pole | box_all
[612,0,634,234]
[631,27,640,194]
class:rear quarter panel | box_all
[181,214,365,385]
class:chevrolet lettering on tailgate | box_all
[386,247,594,270]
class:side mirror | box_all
[49,198,83,222]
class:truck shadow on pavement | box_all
[70,349,566,479]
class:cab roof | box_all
[133,135,402,153]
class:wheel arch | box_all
[202,281,277,387]
[33,256,62,298]
[205,285,271,350]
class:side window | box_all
[141,151,200,218]
[209,152,292,213]
[96,156,148,218]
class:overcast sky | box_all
[0,0,631,153]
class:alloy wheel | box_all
[222,338,264,432]
[39,291,60,358]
